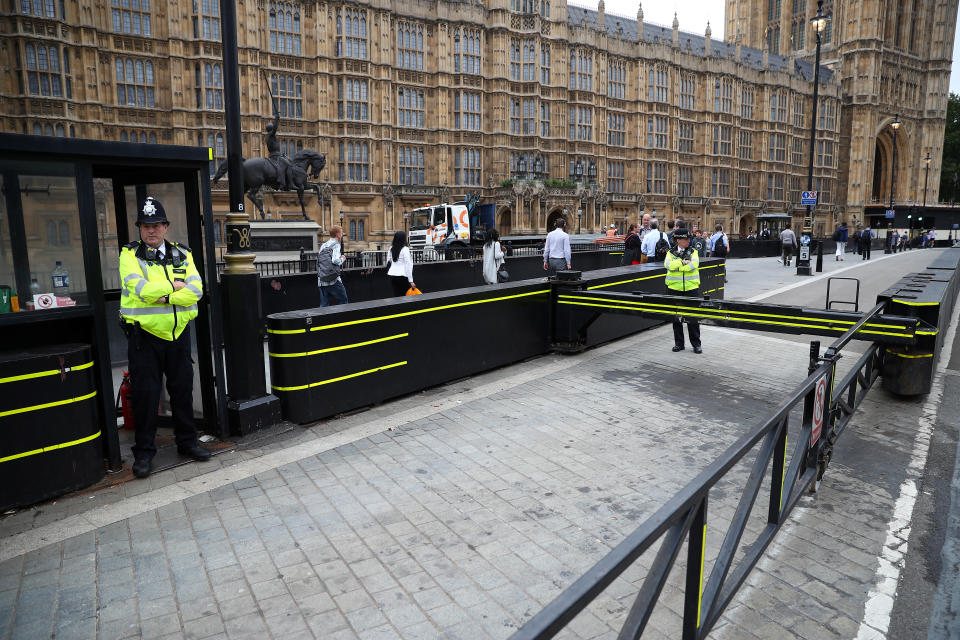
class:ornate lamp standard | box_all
[923,151,932,210]
[885,114,901,253]
[798,0,828,276]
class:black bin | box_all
[0,344,105,511]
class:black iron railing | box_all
[511,304,887,640]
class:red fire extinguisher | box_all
[118,370,135,431]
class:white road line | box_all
[744,250,913,303]
[0,332,653,563]
[856,294,960,638]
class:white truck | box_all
[408,194,494,260]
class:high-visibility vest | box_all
[119,241,203,341]
[665,248,701,292]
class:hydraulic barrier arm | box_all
[554,290,929,348]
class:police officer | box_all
[120,197,211,478]
[665,227,702,354]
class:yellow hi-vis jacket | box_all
[119,240,203,341]
[664,248,701,292]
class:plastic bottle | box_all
[51,262,70,297]
[30,277,40,297]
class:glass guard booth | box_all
[0,134,225,508]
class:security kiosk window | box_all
[0,162,88,313]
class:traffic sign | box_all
[801,191,818,206]
[885,209,895,219]
[811,374,827,446]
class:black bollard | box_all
[815,240,823,272]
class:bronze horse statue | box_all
[212,149,326,219]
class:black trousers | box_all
[862,243,871,260]
[390,275,410,297]
[128,325,199,460]
[671,288,702,349]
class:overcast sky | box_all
[579,0,960,95]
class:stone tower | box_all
[725,0,958,221]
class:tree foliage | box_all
[939,93,960,203]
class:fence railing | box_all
[511,304,887,640]
[215,243,625,278]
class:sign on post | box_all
[801,191,818,206]
[885,209,895,219]
[811,373,827,446]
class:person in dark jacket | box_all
[622,223,642,265]
[834,222,849,261]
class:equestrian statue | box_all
[212,103,326,220]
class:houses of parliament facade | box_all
[0,0,955,245]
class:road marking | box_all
[745,251,916,303]
[856,291,960,638]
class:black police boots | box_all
[132,458,152,478]
[178,443,213,461]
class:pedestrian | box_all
[691,229,708,259]
[709,224,729,259]
[780,222,797,266]
[890,229,899,254]
[543,217,572,275]
[640,219,669,263]
[637,213,653,244]
[504,240,514,257]
[606,223,617,237]
[759,224,771,241]
[861,225,873,260]
[665,227,702,354]
[899,232,908,252]
[666,219,676,244]
[833,221,849,261]
[622,223,642,265]
[386,230,416,296]
[119,197,211,479]
[746,228,757,240]
[317,225,348,307]
[852,224,863,256]
[482,228,505,284]
[930,228,937,247]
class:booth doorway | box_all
[0,134,225,476]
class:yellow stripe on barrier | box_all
[307,290,549,332]
[586,273,666,290]
[892,299,940,306]
[697,523,706,628]
[0,390,98,419]
[0,361,95,385]
[884,350,933,359]
[917,330,939,336]
[559,294,909,331]
[556,300,914,336]
[0,430,102,464]
[272,361,407,392]
[269,333,409,358]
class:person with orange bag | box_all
[386,231,417,297]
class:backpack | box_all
[316,242,342,284]
[654,232,670,262]
[712,234,728,257]
[832,228,840,241]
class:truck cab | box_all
[409,203,474,258]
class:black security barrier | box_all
[259,249,630,318]
[266,259,726,424]
[0,344,104,511]
[879,249,960,395]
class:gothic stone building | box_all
[6,0,902,248]
[727,0,957,226]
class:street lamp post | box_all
[923,151,931,210]
[886,114,901,253]
[798,0,828,276]
[576,208,582,234]
[403,210,410,235]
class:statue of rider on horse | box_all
[212,81,326,220]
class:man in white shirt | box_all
[637,212,653,243]
[317,225,348,306]
[640,219,667,262]
[543,217,572,275]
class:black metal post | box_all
[218,0,281,434]
[886,118,898,253]
[797,6,824,276]
[682,498,708,639]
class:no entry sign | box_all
[812,374,827,446]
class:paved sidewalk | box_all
[0,250,953,639]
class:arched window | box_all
[148,132,157,143]
[55,124,65,137]
[33,123,42,135]
[44,124,53,136]
[59,221,70,245]
[120,131,128,141]
[46,221,57,246]
[349,220,357,240]
[269,2,301,54]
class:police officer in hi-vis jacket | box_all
[665,227,703,354]
[119,197,211,478]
